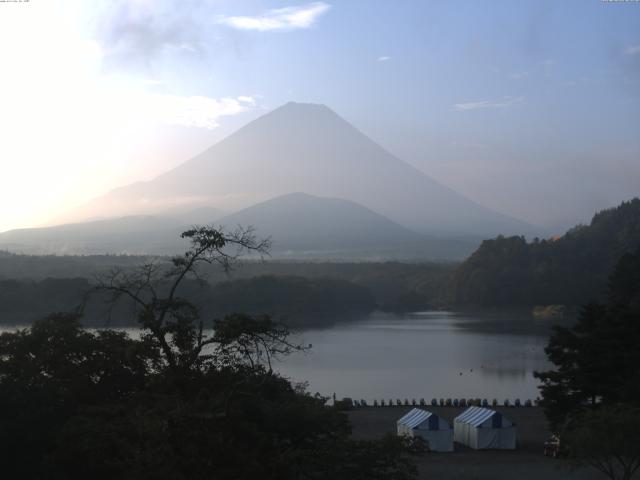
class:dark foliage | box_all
[0,276,376,327]
[0,277,90,323]
[0,227,419,479]
[535,246,640,428]
[0,315,419,479]
[0,253,454,323]
[449,198,640,307]
[208,275,375,318]
[563,405,640,480]
[0,313,158,478]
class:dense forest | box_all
[0,278,91,324]
[0,252,452,303]
[0,276,377,328]
[0,257,451,326]
[206,276,374,319]
[1,198,639,322]
[448,198,640,307]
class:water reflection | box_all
[278,311,553,401]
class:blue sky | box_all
[0,0,638,231]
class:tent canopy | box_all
[397,408,451,431]
[454,406,512,428]
[397,408,454,452]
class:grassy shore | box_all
[348,406,600,480]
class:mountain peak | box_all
[257,101,341,127]
[71,102,536,237]
[277,101,332,112]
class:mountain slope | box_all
[0,206,223,255]
[73,102,535,237]
[0,216,187,255]
[0,193,478,259]
[448,198,640,307]
[216,192,478,259]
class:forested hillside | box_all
[448,198,640,307]
[0,276,377,328]
[205,276,375,324]
[0,255,453,324]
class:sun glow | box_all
[0,1,253,232]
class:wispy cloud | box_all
[626,45,640,56]
[377,56,391,62]
[217,2,330,32]
[453,96,524,112]
[96,0,205,68]
[237,95,256,105]
[132,94,256,129]
[508,71,528,80]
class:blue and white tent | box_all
[396,408,453,452]
[453,406,516,449]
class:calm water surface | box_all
[1,311,554,402]
[276,311,553,402]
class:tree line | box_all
[0,275,378,328]
[535,245,640,480]
[448,198,640,307]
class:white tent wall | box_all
[453,407,517,450]
[453,421,472,448]
[476,426,516,449]
[413,428,454,452]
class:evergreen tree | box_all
[535,246,640,428]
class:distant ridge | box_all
[70,102,537,237]
[0,193,479,260]
[0,216,186,255]
[216,192,479,260]
[0,205,222,255]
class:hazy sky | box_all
[1,0,639,232]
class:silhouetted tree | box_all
[91,225,271,373]
[535,246,640,428]
[0,227,420,479]
[0,313,158,478]
[563,406,640,480]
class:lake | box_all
[276,311,554,403]
[0,310,555,403]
